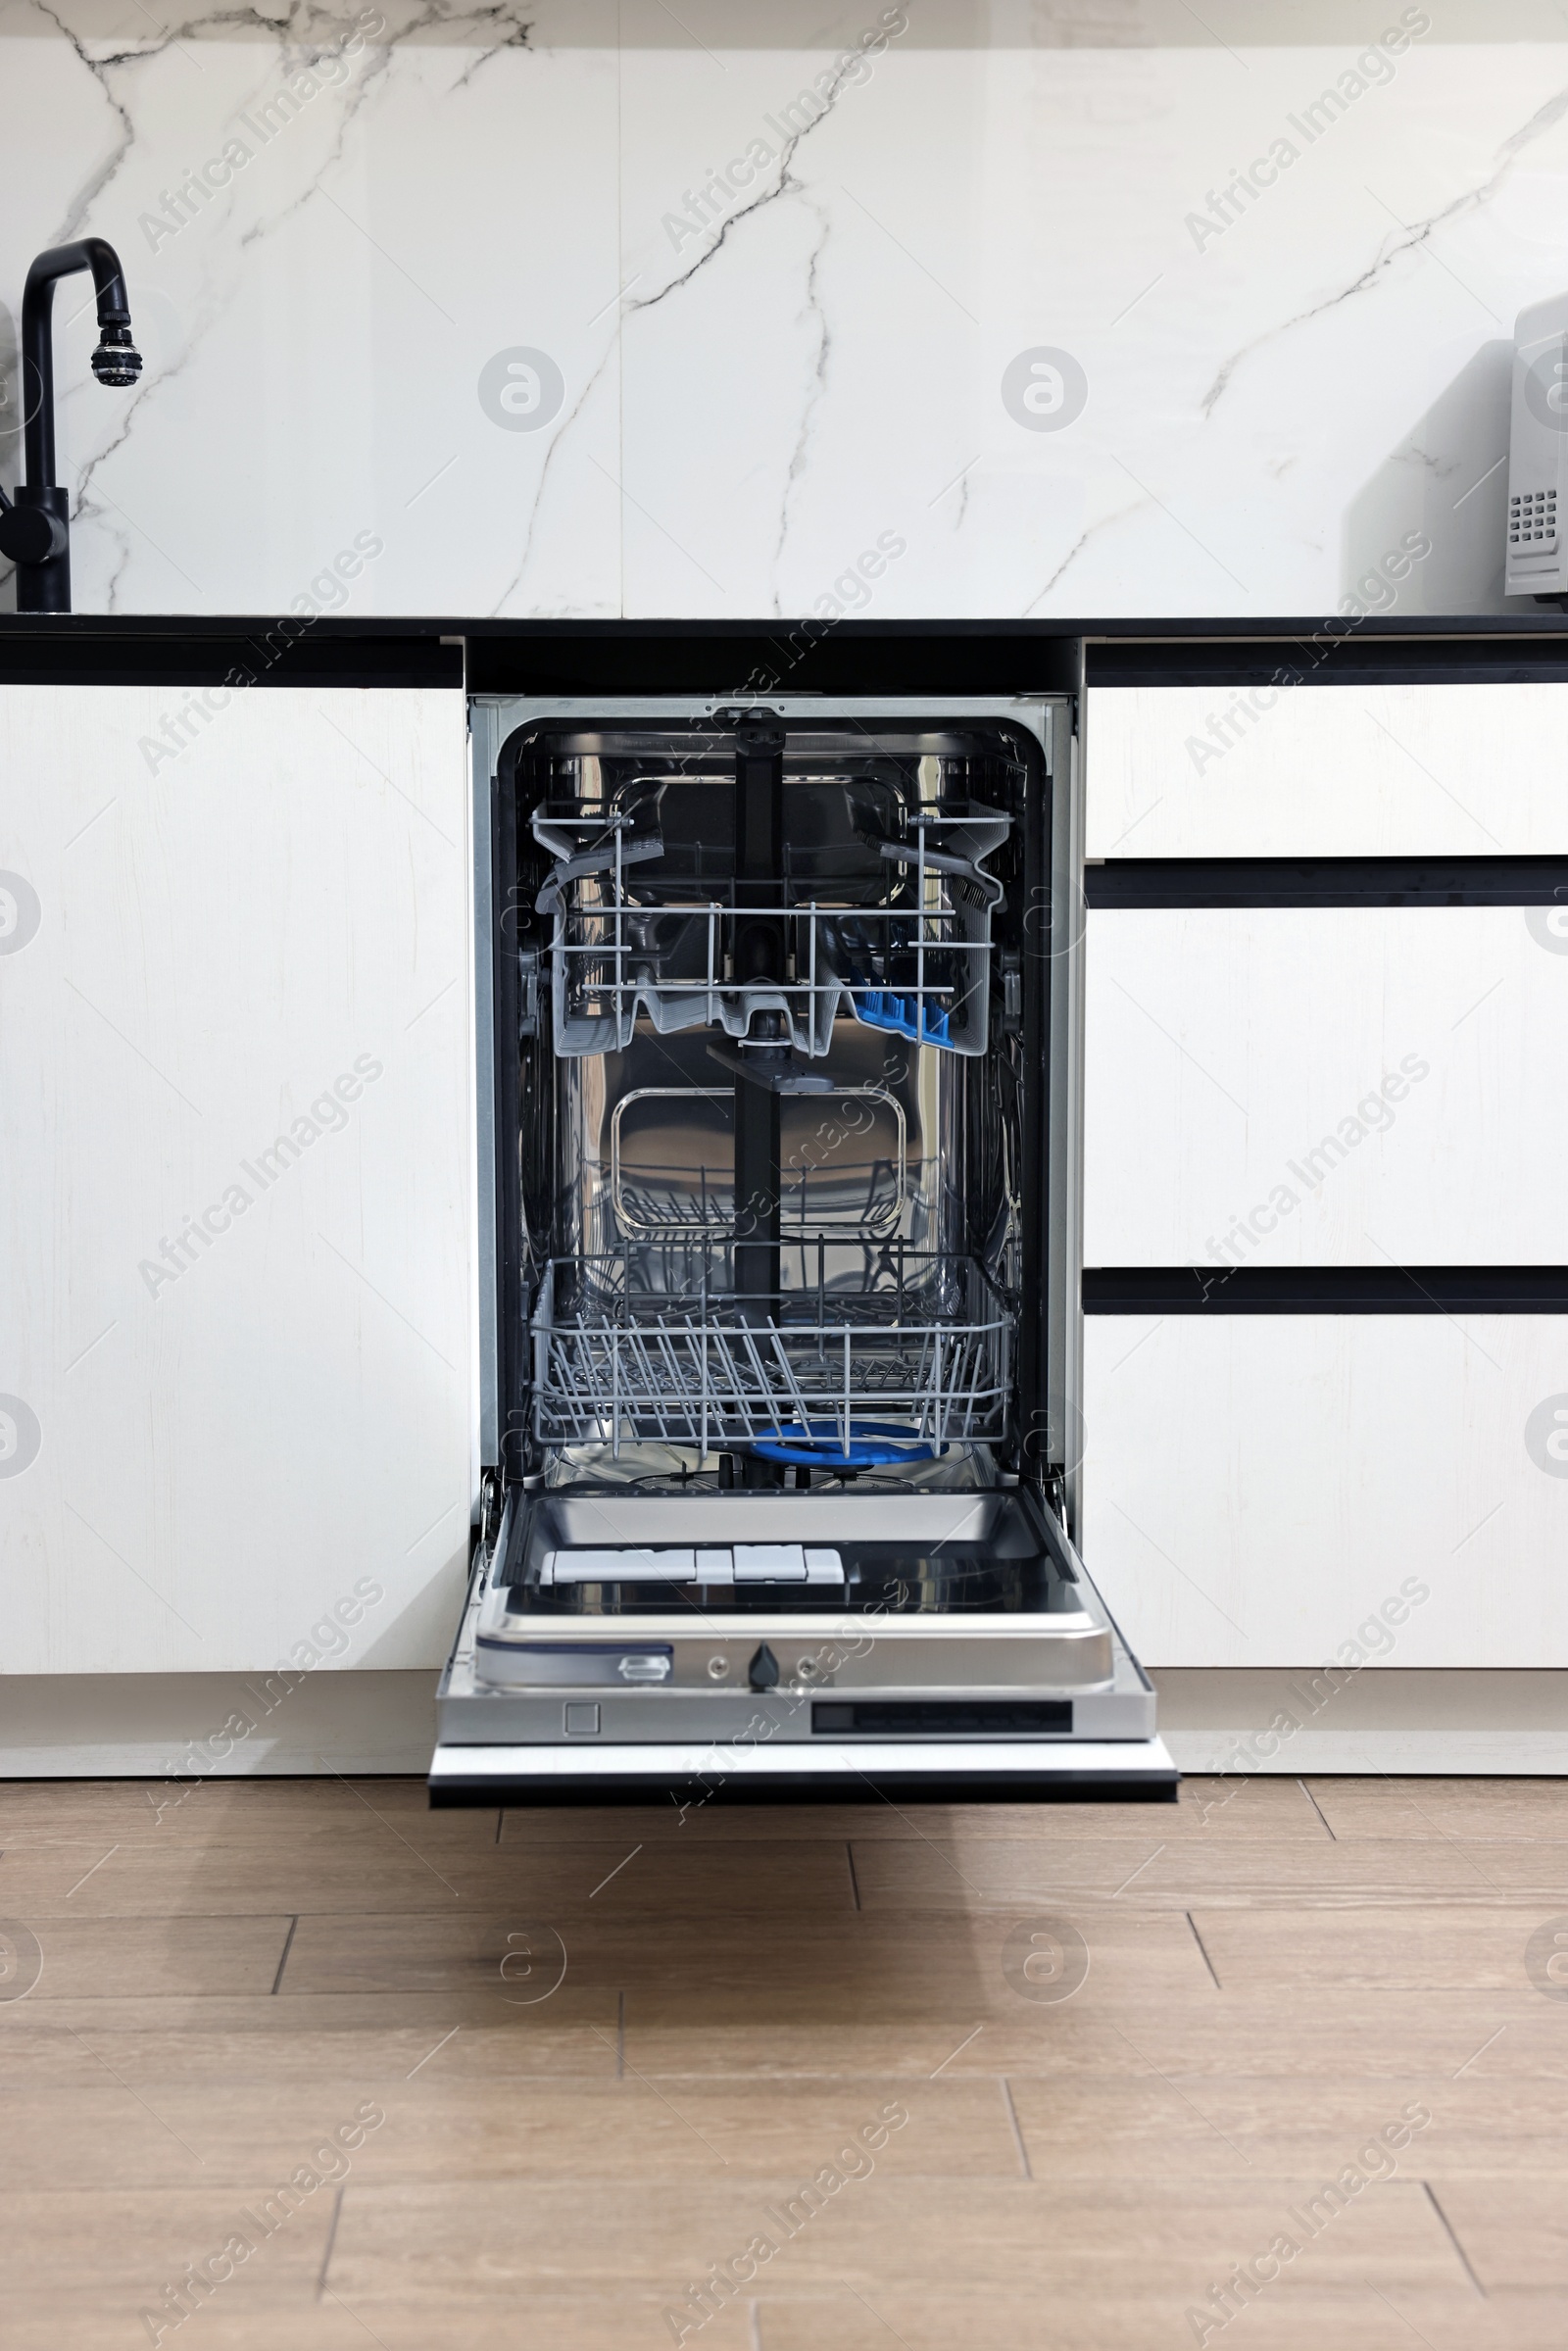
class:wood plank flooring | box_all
[1,1773,1565,2348]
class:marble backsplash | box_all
[2,0,1566,618]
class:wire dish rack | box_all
[530,1249,1015,1458]
[532,794,1011,1061]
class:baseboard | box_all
[0,1672,437,1777]
[2,1668,1563,1781]
[1152,1668,1568,1775]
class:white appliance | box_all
[1506,293,1568,598]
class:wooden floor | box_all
[2,1774,1567,2348]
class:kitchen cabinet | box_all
[1085,905,1568,1268]
[1087,680,1568,858]
[1083,1311,1568,1669]
[1082,676,1568,1674]
[0,684,472,1675]
[4,631,1566,1756]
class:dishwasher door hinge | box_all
[476,1468,506,1564]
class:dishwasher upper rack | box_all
[531,797,1011,1060]
[528,1249,1015,1457]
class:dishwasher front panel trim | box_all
[429,1736,1178,1804]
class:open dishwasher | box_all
[432,694,1174,1803]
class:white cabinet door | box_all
[1088,680,1568,858]
[1081,676,1568,1676]
[1082,1313,1568,1669]
[1085,905,1568,1267]
[0,685,472,1674]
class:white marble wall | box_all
[3,0,1567,618]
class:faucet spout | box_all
[22,238,143,487]
[2,237,142,612]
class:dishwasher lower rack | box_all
[529,1249,1014,1457]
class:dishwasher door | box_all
[430,1485,1176,1804]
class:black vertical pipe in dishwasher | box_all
[731,711,786,1313]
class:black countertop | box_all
[2,612,1567,692]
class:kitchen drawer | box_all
[1088,681,1568,859]
[1084,904,1568,1267]
[1081,1312,1568,1669]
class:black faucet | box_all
[0,239,142,612]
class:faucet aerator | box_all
[91,323,142,388]
[91,347,142,388]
